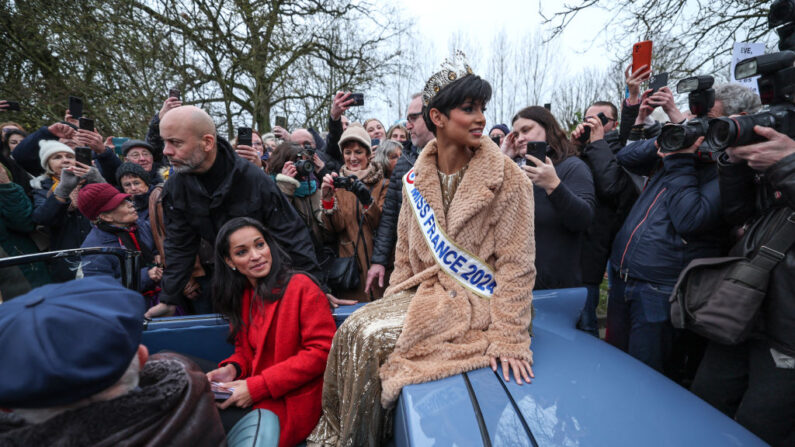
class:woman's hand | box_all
[206,363,237,383]
[522,155,560,195]
[331,91,354,121]
[501,131,520,159]
[76,129,106,155]
[217,380,254,410]
[273,126,290,141]
[571,115,605,144]
[625,64,650,106]
[183,277,201,299]
[159,96,182,120]
[281,161,297,178]
[634,90,655,125]
[313,153,325,174]
[235,144,263,168]
[321,173,337,200]
[647,87,685,123]
[490,356,534,385]
[148,266,163,282]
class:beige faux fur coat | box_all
[379,135,536,406]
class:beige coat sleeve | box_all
[485,175,536,365]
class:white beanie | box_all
[38,140,75,172]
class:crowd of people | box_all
[0,36,793,447]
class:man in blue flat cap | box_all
[0,277,225,445]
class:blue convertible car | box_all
[0,249,768,446]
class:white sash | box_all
[403,168,496,299]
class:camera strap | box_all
[402,168,496,299]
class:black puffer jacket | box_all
[719,152,795,356]
[579,130,639,284]
[159,139,323,306]
[370,140,419,266]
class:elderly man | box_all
[151,106,324,316]
[364,92,434,292]
[95,139,168,187]
[0,277,225,445]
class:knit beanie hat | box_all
[116,162,151,186]
[38,140,75,172]
[77,183,131,221]
[489,124,510,136]
[121,139,154,157]
[339,123,372,154]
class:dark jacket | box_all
[534,155,596,289]
[31,178,92,281]
[619,99,640,147]
[578,131,639,284]
[12,126,55,177]
[145,113,166,163]
[321,115,344,171]
[370,139,419,266]
[610,138,724,286]
[160,139,323,306]
[0,182,50,293]
[719,153,795,356]
[0,353,226,447]
[80,217,156,291]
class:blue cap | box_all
[0,277,146,408]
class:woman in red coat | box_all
[206,217,336,446]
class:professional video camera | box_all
[294,142,316,177]
[706,0,795,149]
[658,76,716,152]
[333,175,373,206]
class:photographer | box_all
[574,100,639,335]
[321,123,388,301]
[690,126,795,446]
[266,141,331,265]
[606,83,760,372]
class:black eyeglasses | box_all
[406,112,422,122]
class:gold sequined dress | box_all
[307,166,468,447]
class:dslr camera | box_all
[294,143,316,177]
[333,175,373,206]
[706,0,795,150]
[658,76,716,153]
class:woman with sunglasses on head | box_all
[309,51,536,447]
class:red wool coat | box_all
[220,274,336,446]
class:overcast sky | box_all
[369,0,618,121]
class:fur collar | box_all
[412,135,505,236]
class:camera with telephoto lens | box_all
[333,175,373,206]
[294,142,316,177]
[705,0,795,150]
[658,76,716,153]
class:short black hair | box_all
[589,101,618,121]
[423,74,492,135]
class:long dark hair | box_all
[212,217,295,341]
[511,106,577,165]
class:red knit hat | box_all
[77,183,131,221]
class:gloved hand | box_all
[54,168,81,199]
[83,167,105,184]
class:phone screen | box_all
[275,116,288,129]
[237,127,252,147]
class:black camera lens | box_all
[706,113,779,149]
[294,159,314,176]
[658,124,687,152]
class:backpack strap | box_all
[749,211,795,271]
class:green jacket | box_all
[0,182,50,297]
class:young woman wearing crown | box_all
[308,51,537,446]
